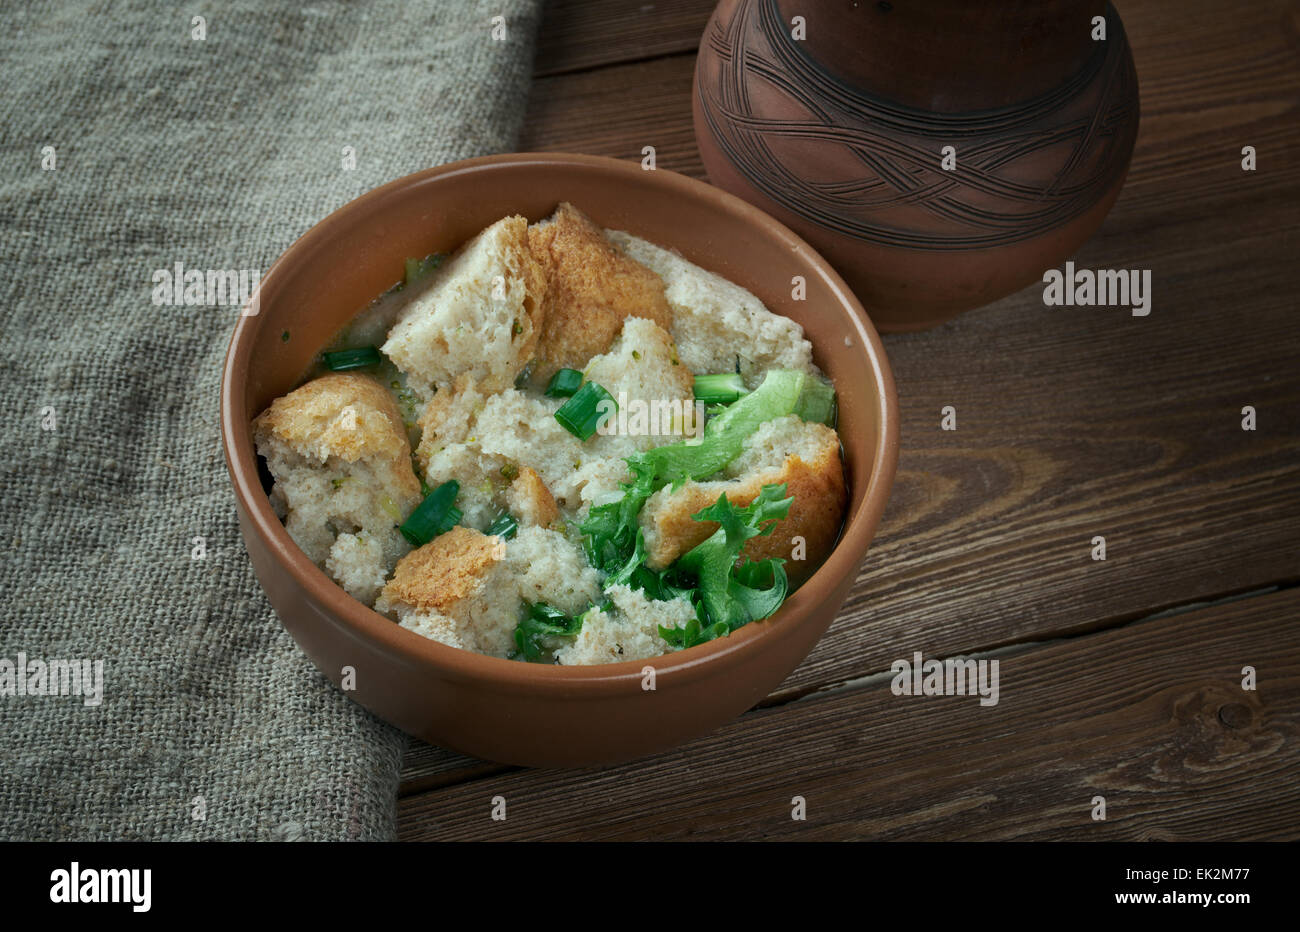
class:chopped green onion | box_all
[794,376,837,426]
[331,476,352,489]
[513,602,578,661]
[499,462,519,481]
[486,511,518,540]
[513,601,604,661]
[323,346,381,371]
[693,372,749,406]
[555,380,616,441]
[399,480,461,547]
[544,368,584,398]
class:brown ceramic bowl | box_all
[220,153,899,768]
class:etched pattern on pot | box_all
[695,0,1139,250]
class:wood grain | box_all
[533,0,710,76]
[398,0,1300,833]
[397,587,1300,840]
[520,55,705,178]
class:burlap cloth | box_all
[0,0,541,840]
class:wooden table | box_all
[396,0,1300,840]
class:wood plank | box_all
[533,0,712,77]
[397,586,1300,840]
[778,221,1300,694]
[398,744,514,795]
[520,55,705,178]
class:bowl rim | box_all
[220,151,899,694]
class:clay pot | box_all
[693,0,1140,330]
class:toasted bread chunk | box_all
[395,609,471,652]
[379,526,503,614]
[379,525,601,657]
[413,374,507,529]
[527,203,673,385]
[638,415,846,585]
[415,374,592,518]
[582,316,696,455]
[421,443,512,533]
[507,526,602,617]
[474,390,587,503]
[504,467,559,529]
[583,317,693,410]
[252,373,422,604]
[606,230,815,388]
[378,526,521,656]
[325,532,389,605]
[414,372,487,454]
[254,372,414,465]
[572,455,636,513]
[381,215,545,395]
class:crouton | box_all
[582,316,696,455]
[420,443,511,533]
[381,215,545,396]
[377,526,520,656]
[415,375,591,518]
[325,532,389,606]
[506,526,602,617]
[474,390,589,504]
[414,372,487,454]
[395,609,471,652]
[572,455,636,514]
[583,317,693,410]
[252,373,422,604]
[527,203,673,385]
[412,374,509,529]
[605,231,815,387]
[542,316,699,512]
[378,525,601,657]
[504,467,559,529]
[254,372,414,466]
[379,526,502,613]
[637,415,846,585]
[553,584,694,665]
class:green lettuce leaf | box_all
[672,483,793,631]
[580,369,817,575]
